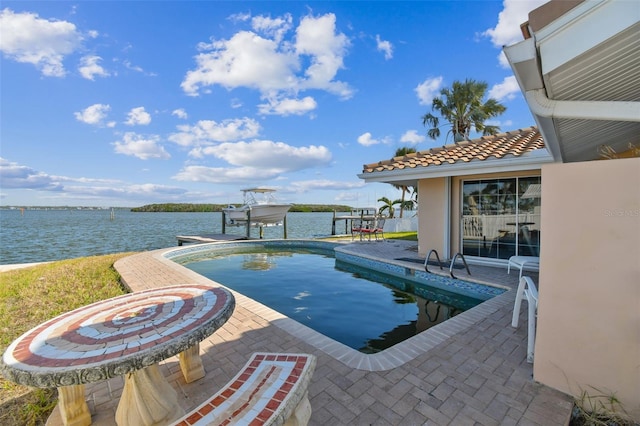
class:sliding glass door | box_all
[461,176,541,260]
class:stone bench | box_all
[171,353,316,426]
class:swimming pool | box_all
[168,240,504,354]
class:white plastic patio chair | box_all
[507,255,540,279]
[511,276,539,363]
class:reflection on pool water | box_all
[173,242,491,354]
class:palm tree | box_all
[422,79,506,143]
[393,147,416,218]
[377,196,399,218]
[398,199,415,214]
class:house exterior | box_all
[360,127,551,265]
[359,0,639,419]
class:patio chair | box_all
[507,255,540,279]
[351,218,363,241]
[372,218,385,240]
[358,220,374,240]
[511,276,539,363]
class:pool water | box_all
[183,247,483,354]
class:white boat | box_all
[223,188,292,225]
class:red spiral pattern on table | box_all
[4,285,230,369]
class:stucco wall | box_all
[417,178,446,257]
[535,157,640,419]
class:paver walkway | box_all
[46,240,573,425]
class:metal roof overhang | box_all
[357,149,553,186]
[504,0,640,163]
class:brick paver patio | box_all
[46,240,573,425]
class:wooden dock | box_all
[331,214,361,235]
[331,208,378,235]
[176,234,248,246]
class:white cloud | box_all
[483,0,546,47]
[0,157,63,190]
[497,51,510,69]
[182,30,298,96]
[335,191,362,202]
[0,158,130,193]
[120,183,185,196]
[78,55,109,80]
[113,132,170,159]
[181,12,353,111]
[483,0,547,67]
[357,132,379,147]
[54,175,121,184]
[202,140,332,171]
[122,60,156,76]
[125,107,152,126]
[0,8,86,77]
[295,13,352,98]
[488,76,520,101]
[172,108,188,119]
[251,14,292,43]
[0,158,199,204]
[400,130,426,145]
[258,96,317,116]
[289,179,365,192]
[55,182,188,203]
[74,103,114,127]
[175,139,333,183]
[415,76,443,106]
[173,165,285,183]
[122,60,143,73]
[228,12,251,24]
[169,118,261,147]
[375,35,393,60]
[501,119,513,127]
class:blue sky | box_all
[0,0,546,208]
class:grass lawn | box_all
[320,231,417,242]
[0,253,134,426]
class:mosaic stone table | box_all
[0,284,235,426]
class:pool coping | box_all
[155,239,518,371]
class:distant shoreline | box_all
[130,203,354,213]
[1,204,356,213]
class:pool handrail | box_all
[449,252,471,279]
[424,249,443,273]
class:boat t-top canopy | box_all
[237,188,284,205]
[241,188,277,193]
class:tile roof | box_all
[362,127,545,174]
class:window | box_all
[462,176,541,260]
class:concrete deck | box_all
[47,240,573,425]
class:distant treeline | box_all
[130,203,353,213]
[290,204,352,213]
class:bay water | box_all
[0,209,341,265]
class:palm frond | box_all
[422,78,506,144]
